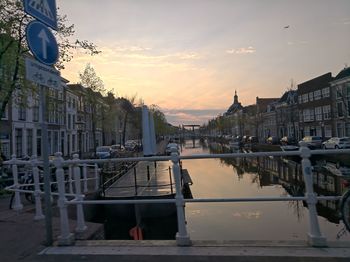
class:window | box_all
[337,123,344,137]
[72,115,76,129]
[323,105,331,120]
[72,134,76,152]
[36,129,42,157]
[68,114,71,129]
[315,107,322,121]
[346,83,350,97]
[324,125,332,137]
[346,123,350,137]
[15,128,23,157]
[337,102,344,117]
[53,131,59,154]
[303,109,314,122]
[314,90,321,100]
[1,104,8,119]
[309,92,314,101]
[33,96,39,122]
[298,95,302,104]
[68,97,72,108]
[322,87,330,98]
[27,129,33,156]
[336,87,342,99]
[302,94,308,103]
[18,104,26,120]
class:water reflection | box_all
[180,139,350,241]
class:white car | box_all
[322,137,350,149]
[165,143,179,155]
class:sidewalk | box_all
[0,194,102,262]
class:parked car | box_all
[242,135,249,143]
[165,143,179,155]
[124,140,138,151]
[111,144,125,151]
[95,146,112,159]
[280,136,297,145]
[298,136,322,149]
[322,137,350,149]
[266,136,279,145]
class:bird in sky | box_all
[284,25,290,29]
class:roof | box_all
[334,67,350,80]
[278,90,297,104]
[256,97,279,113]
[297,72,333,92]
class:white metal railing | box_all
[4,143,350,247]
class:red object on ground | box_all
[129,226,143,240]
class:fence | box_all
[4,143,350,247]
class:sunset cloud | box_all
[226,46,256,54]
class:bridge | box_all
[2,144,350,260]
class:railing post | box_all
[31,155,44,220]
[299,142,327,247]
[53,152,74,245]
[171,147,191,246]
[11,155,23,211]
[73,154,87,237]
[94,163,99,191]
[68,165,74,194]
[82,163,88,193]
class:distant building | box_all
[275,90,299,139]
[297,73,333,139]
[256,97,279,141]
[225,90,243,116]
[330,67,350,137]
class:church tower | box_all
[233,90,238,104]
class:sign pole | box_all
[40,84,53,245]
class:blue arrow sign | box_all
[24,0,58,30]
[26,21,59,65]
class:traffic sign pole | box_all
[40,84,53,246]
[24,0,58,246]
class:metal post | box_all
[299,142,327,247]
[169,166,173,194]
[40,85,53,245]
[68,165,73,194]
[31,155,44,220]
[11,155,23,211]
[82,163,88,193]
[133,167,138,195]
[94,163,99,191]
[53,152,74,245]
[147,165,150,181]
[171,147,191,246]
[73,154,87,237]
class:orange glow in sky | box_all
[58,0,350,125]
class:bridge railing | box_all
[4,143,350,247]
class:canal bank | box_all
[39,240,350,262]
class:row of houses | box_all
[0,80,139,160]
[209,66,350,142]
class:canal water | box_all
[180,139,350,242]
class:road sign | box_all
[24,0,57,30]
[26,20,59,66]
[25,57,61,90]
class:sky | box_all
[56,0,350,126]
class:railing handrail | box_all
[4,146,350,247]
[4,148,349,166]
